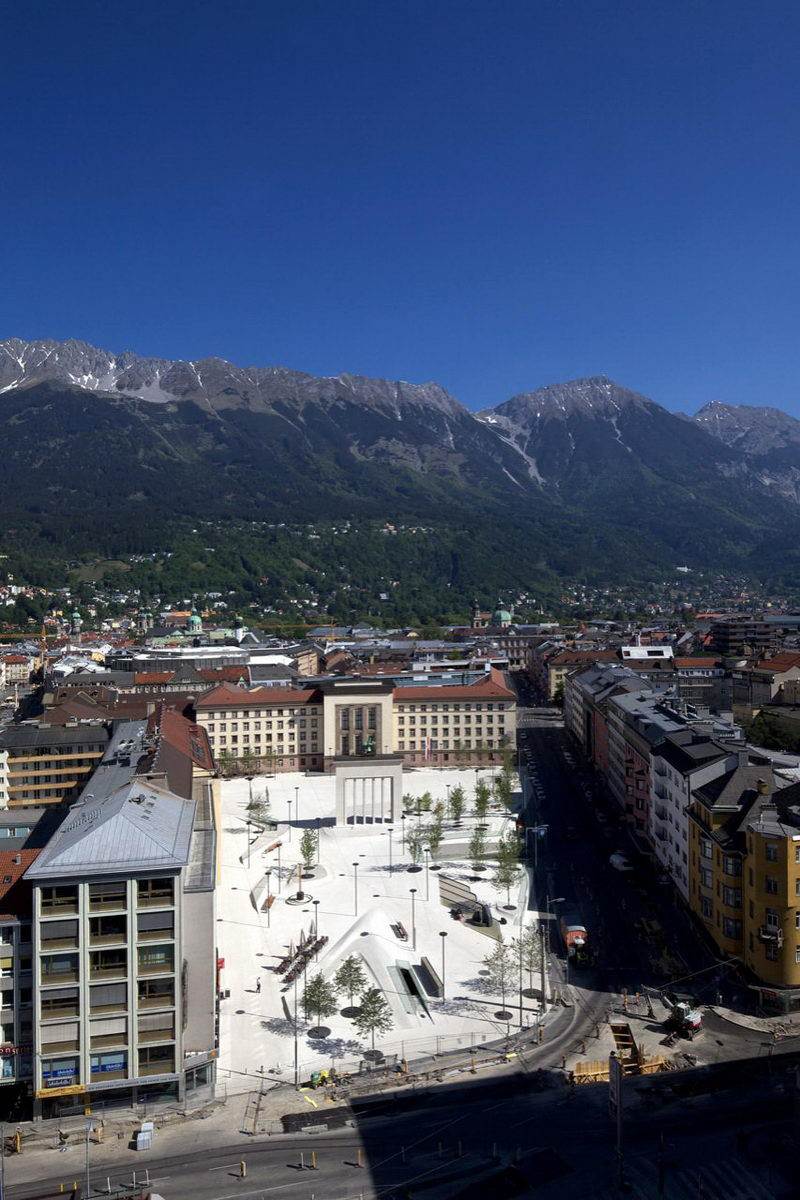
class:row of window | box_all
[40,879,173,915]
[41,1044,175,1085]
[41,977,174,1019]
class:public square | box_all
[215,766,540,1092]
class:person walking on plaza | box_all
[255,978,261,994]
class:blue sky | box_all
[2,0,800,413]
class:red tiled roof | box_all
[752,653,800,674]
[0,849,40,920]
[394,667,515,702]
[195,683,320,709]
[134,671,174,685]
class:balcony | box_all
[138,990,174,1011]
[137,1025,175,1044]
[41,1004,80,1021]
[40,934,79,952]
[654,785,668,801]
[138,1054,175,1076]
[653,761,667,778]
[654,806,668,823]
[41,968,79,986]
[41,1037,80,1053]
[90,1033,129,1050]
[758,925,783,946]
[89,955,128,981]
[137,893,174,910]
[655,827,668,843]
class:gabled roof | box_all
[25,778,195,880]
[394,667,515,702]
[195,683,320,709]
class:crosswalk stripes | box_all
[618,1154,776,1199]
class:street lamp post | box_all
[293,974,299,1089]
[353,862,359,916]
[265,870,272,928]
[423,846,431,902]
[84,1118,94,1200]
[277,843,282,892]
[295,785,300,826]
[410,888,418,951]
[287,798,293,842]
[401,812,406,850]
[313,899,320,946]
[439,931,447,1000]
[387,825,394,872]
[543,896,565,1009]
[246,819,252,869]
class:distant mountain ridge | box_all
[3,337,800,598]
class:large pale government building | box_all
[195,668,517,771]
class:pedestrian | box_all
[255,977,261,994]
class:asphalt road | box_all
[8,1065,797,1200]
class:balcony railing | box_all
[41,899,78,916]
[137,993,175,1011]
[89,899,128,913]
[137,928,174,944]
[655,806,668,822]
[89,963,128,981]
[40,936,79,951]
[89,932,128,948]
[138,1056,175,1076]
[759,925,783,945]
[41,1037,79,1053]
[137,961,173,977]
[90,1033,129,1050]
[137,1027,175,1044]
[41,1005,80,1021]
[137,895,174,910]
[41,970,79,985]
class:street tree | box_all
[448,785,465,826]
[425,817,444,858]
[482,942,514,1016]
[493,772,513,811]
[352,987,394,1052]
[492,831,522,907]
[300,829,317,872]
[513,925,543,995]
[406,825,425,866]
[247,789,270,827]
[474,779,490,819]
[304,973,338,1031]
[334,956,367,1009]
[468,826,487,872]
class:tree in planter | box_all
[493,772,513,812]
[406,825,425,868]
[425,817,443,858]
[247,789,270,828]
[416,791,433,815]
[303,973,338,1033]
[492,831,522,908]
[483,942,514,1018]
[239,751,258,776]
[300,828,317,873]
[448,785,465,826]
[513,925,543,997]
[402,793,416,814]
[433,800,445,824]
[468,826,487,873]
[352,987,394,1054]
[474,779,491,820]
[216,749,237,779]
[334,955,368,1011]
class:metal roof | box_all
[25,777,195,880]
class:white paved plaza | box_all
[215,767,542,1092]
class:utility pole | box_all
[84,1118,94,1200]
[539,922,546,1014]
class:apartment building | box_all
[0,850,39,1099]
[24,718,218,1118]
[710,617,778,658]
[651,733,743,899]
[563,665,641,772]
[0,724,110,807]
[730,653,800,717]
[195,668,516,772]
[686,769,800,1010]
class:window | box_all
[766,843,779,862]
[137,878,174,908]
[40,919,79,949]
[138,945,174,976]
[41,953,79,984]
[90,982,127,1013]
[699,839,713,861]
[765,907,780,930]
[765,877,779,895]
[722,856,742,877]
[138,1044,175,1075]
[137,912,174,941]
[765,943,779,961]
[41,986,79,1020]
[138,977,174,1009]
[699,867,713,889]
[90,1050,127,1080]
[700,896,713,918]
[722,917,742,939]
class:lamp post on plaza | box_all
[287,798,293,843]
[313,899,320,948]
[295,785,300,826]
[401,812,406,851]
[246,819,252,869]
[387,825,394,872]
[439,931,448,1000]
[277,843,283,893]
[410,888,418,952]
[423,846,431,902]
[353,862,359,917]
[265,870,272,927]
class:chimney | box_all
[12,853,21,866]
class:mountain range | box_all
[4,337,800,608]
